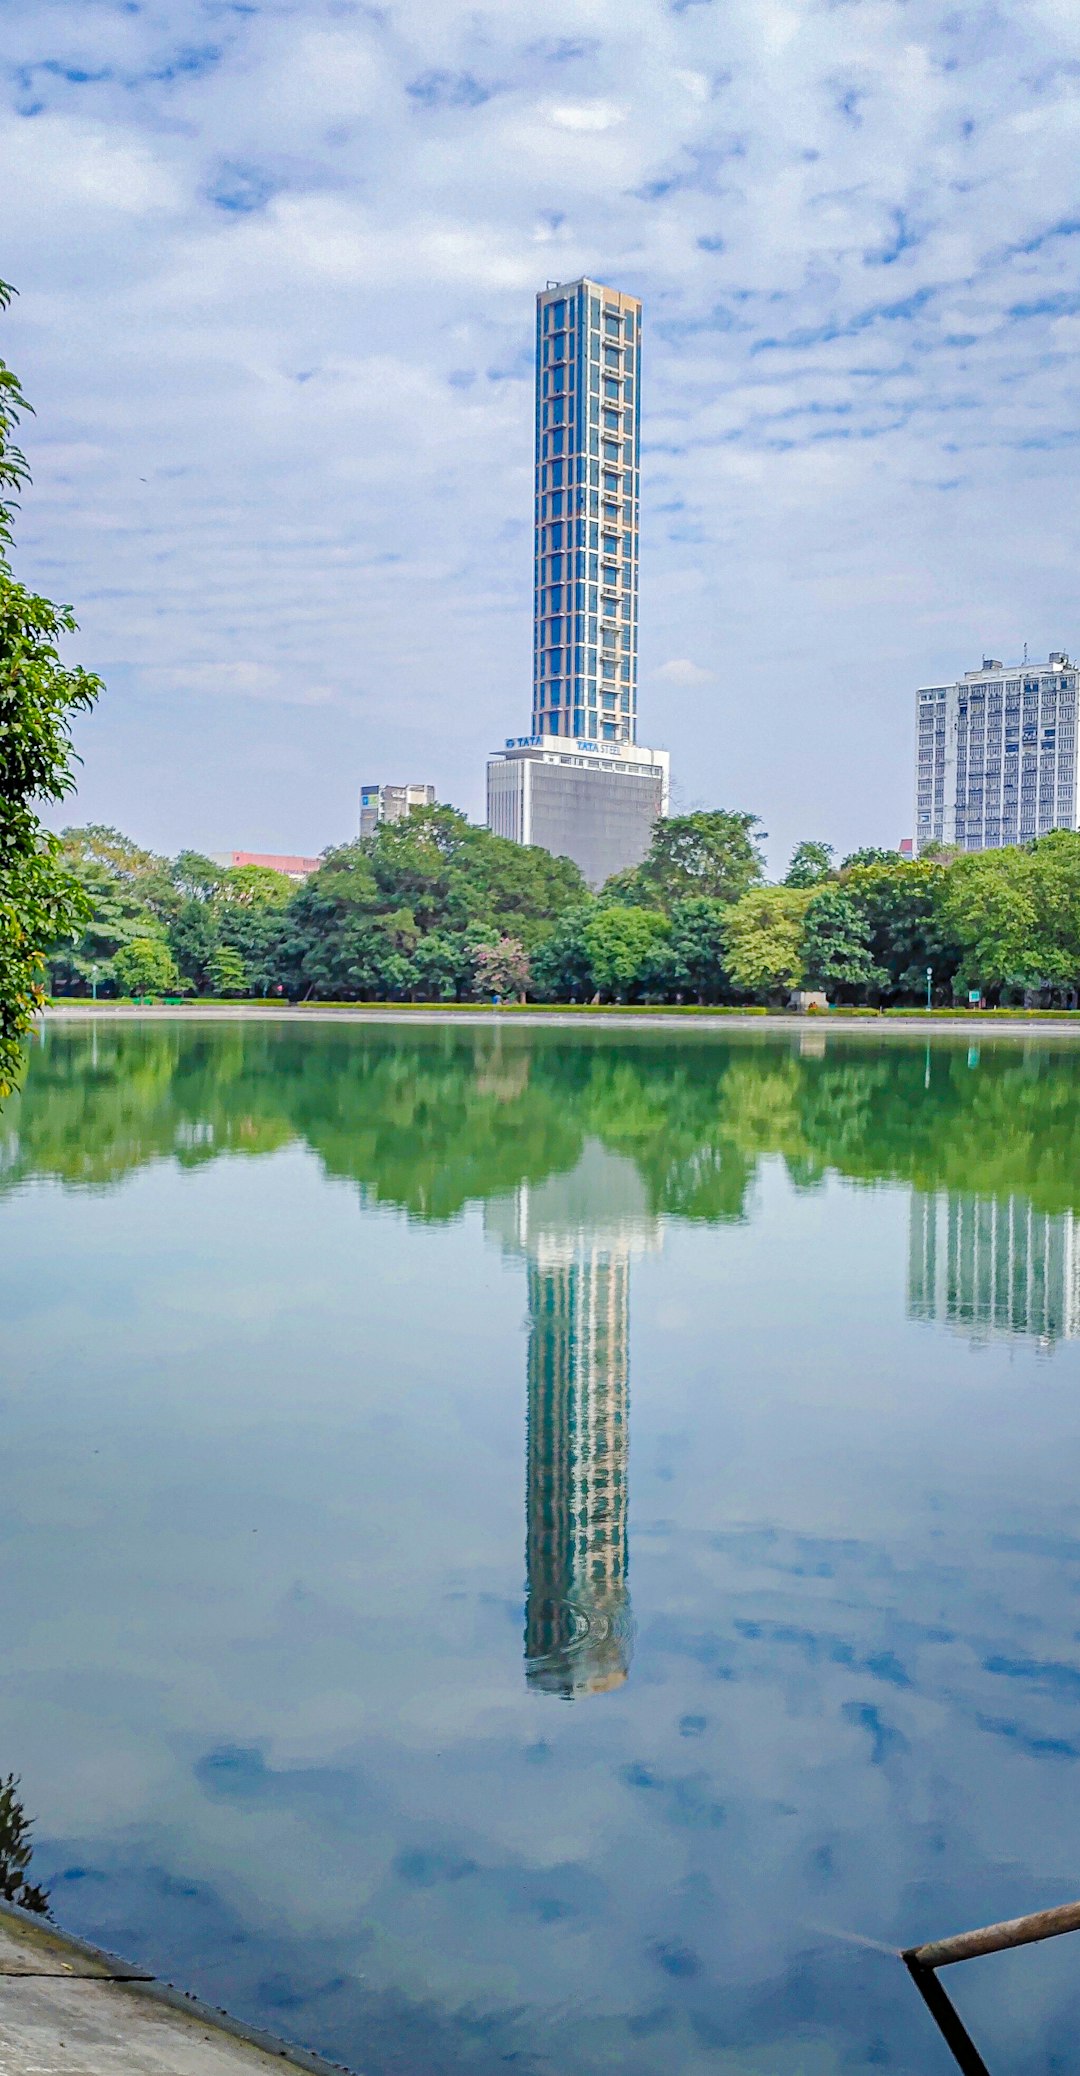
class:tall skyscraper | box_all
[532,278,640,742]
[915,653,1078,853]
[486,277,669,888]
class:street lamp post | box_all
[91,964,99,1004]
[925,965,932,1011]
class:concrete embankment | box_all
[39,1002,1080,1038]
[0,1900,353,2076]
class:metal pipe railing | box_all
[901,1899,1080,2075]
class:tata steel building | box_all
[486,276,669,889]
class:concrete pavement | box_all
[0,1903,354,2076]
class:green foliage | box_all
[938,848,1042,998]
[582,905,671,1001]
[608,810,766,909]
[114,936,181,998]
[801,885,888,1000]
[276,810,585,1002]
[721,886,811,999]
[0,1773,49,1916]
[218,863,294,908]
[784,840,834,888]
[844,858,959,1001]
[0,284,103,1090]
[208,944,248,997]
[841,846,899,871]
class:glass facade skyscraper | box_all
[532,278,641,745]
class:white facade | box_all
[487,734,669,889]
[915,653,1079,853]
[359,782,436,840]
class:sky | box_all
[4,0,1080,872]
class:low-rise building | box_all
[915,653,1079,852]
[210,851,319,882]
[487,734,669,889]
[359,782,436,840]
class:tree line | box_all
[46,811,1080,1009]
[11,1021,1080,1224]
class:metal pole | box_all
[901,1899,1080,2074]
[906,1898,1080,1970]
[903,1957,990,2076]
[926,965,932,1010]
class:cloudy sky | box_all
[4,0,1080,867]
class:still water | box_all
[3,1020,1080,2074]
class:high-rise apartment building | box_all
[915,653,1078,853]
[359,782,436,840]
[486,277,669,889]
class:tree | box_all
[171,850,225,901]
[664,898,733,1003]
[581,905,670,1001]
[473,936,531,1000]
[609,810,766,909]
[801,885,888,1000]
[844,857,959,1001]
[168,897,220,992]
[841,846,898,871]
[531,905,595,1002]
[0,282,103,1090]
[48,853,162,995]
[721,886,810,999]
[938,848,1042,1001]
[114,937,180,997]
[0,1774,49,1917]
[784,840,834,888]
[207,944,248,996]
[218,863,294,908]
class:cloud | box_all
[656,659,713,684]
[2,0,1080,860]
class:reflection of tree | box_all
[10,1024,1080,1223]
[0,1774,50,1916]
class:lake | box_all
[2,1018,1080,2074]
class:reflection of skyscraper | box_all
[909,1191,1080,1349]
[485,1144,660,1698]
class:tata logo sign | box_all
[505,736,543,749]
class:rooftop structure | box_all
[915,653,1078,852]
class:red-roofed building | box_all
[211,851,320,882]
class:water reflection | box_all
[6,1024,1080,2074]
[910,1192,1080,1349]
[487,1147,659,1697]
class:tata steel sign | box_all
[502,734,626,757]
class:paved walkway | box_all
[0,1906,350,2076]
[40,1003,1080,1038]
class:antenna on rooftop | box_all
[1023,640,1029,663]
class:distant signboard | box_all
[968,990,981,1006]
